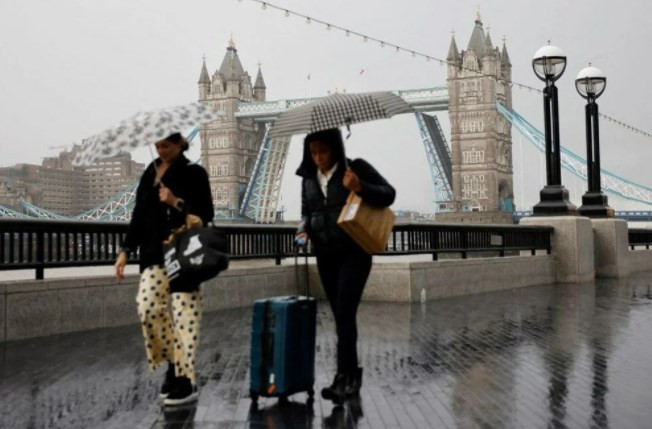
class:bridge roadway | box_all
[1,273,652,428]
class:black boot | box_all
[344,367,363,397]
[321,373,347,405]
[159,362,176,399]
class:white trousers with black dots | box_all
[136,265,202,384]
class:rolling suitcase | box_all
[249,248,316,403]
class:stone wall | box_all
[628,250,652,274]
[1,255,557,343]
[436,211,514,224]
[305,256,556,303]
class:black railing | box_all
[629,228,652,250]
[388,223,552,259]
[0,219,128,280]
[0,219,553,279]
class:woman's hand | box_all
[343,167,362,193]
[295,232,309,247]
[115,251,127,280]
[159,185,180,207]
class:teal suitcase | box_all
[249,251,316,403]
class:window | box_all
[462,174,487,200]
[219,163,228,176]
[213,186,229,206]
[208,136,229,149]
[463,149,484,164]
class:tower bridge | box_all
[2,15,652,223]
[200,14,514,223]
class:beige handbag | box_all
[337,191,395,254]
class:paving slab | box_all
[1,274,652,428]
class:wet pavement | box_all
[1,274,652,429]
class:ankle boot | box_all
[321,372,347,405]
[345,367,363,397]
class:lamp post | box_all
[531,44,577,215]
[576,65,613,217]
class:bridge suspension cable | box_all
[498,103,652,205]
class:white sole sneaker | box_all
[163,390,198,406]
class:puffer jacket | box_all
[296,136,395,255]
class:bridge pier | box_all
[520,216,595,283]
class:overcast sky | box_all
[1,0,651,218]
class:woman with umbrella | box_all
[114,132,214,406]
[295,127,395,404]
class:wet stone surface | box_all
[2,274,652,428]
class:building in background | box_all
[438,11,515,224]
[198,38,266,218]
[0,147,144,216]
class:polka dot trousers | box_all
[136,265,202,384]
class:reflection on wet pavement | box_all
[2,274,652,428]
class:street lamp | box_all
[531,44,576,215]
[576,65,612,217]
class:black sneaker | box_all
[321,373,346,405]
[159,363,176,399]
[164,376,198,406]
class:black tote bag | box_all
[163,226,229,292]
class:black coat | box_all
[122,155,214,272]
[296,138,395,255]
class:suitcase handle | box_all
[294,245,310,297]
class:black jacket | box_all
[122,155,214,272]
[296,138,395,255]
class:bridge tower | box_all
[441,10,515,223]
[198,38,265,218]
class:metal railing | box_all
[387,223,552,259]
[1,219,554,279]
[629,228,652,250]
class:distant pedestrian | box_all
[114,132,213,406]
[294,128,395,404]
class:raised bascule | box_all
[2,15,652,222]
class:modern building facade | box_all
[0,147,144,216]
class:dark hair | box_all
[166,132,189,152]
[296,128,347,177]
[304,128,344,160]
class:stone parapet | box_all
[436,211,515,224]
[1,255,557,343]
[520,216,595,283]
[592,218,630,278]
[306,255,556,303]
[628,250,652,274]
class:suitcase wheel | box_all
[250,390,259,404]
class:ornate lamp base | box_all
[578,192,613,218]
[533,185,577,216]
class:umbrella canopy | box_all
[73,102,225,166]
[268,91,413,138]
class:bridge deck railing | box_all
[629,228,652,250]
[0,219,554,280]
